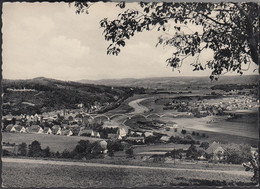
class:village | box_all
[2,103,258,166]
[163,94,258,118]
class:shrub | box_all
[202,133,206,137]
[181,129,187,134]
[61,149,73,159]
[200,142,210,150]
[43,146,51,157]
[174,128,177,132]
[18,142,27,156]
[55,151,61,158]
[28,140,43,157]
[243,151,259,184]
[184,135,193,140]
[2,149,11,156]
[186,144,200,159]
[107,140,124,152]
[192,131,196,135]
[125,148,134,158]
[108,150,114,157]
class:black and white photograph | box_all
[1,1,259,187]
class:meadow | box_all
[2,160,254,188]
[2,132,103,152]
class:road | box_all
[2,157,252,176]
[103,96,150,129]
[128,98,150,114]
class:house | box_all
[70,125,81,136]
[14,125,27,133]
[91,131,100,138]
[126,136,145,144]
[61,124,70,129]
[135,132,143,136]
[205,141,225,161]
[117,128,127,138]
[6,125,16,132]
[160,136,170,143]
[52,125,62,135]
[43,127,52,134]
[78,129,93,137]
[61,129,73,136]
[26,125,43,134]
[144,132,153,137]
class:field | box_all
[2,158,254,188]
[2,132,103,153]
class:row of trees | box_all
[3,141,51,158]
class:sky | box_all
[2,2,259,81]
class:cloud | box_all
[49,35,90,60]
[2,2,259,81]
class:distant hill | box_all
[2,77,141,116]
[79,75,259,88]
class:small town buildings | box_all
[6,125,17,132]
[61,129,73,136]
[117,128,127,138]
[26,125,43,134]
[135,132,143,136]
[14,125,27,133]
[70,125,81,136]
[78,129,93,137]
[61,124,70,129]
[126,136,145,144]
[91,131,100,138]
[144,132,153,137]
[52,125,62,135]
[160,136,170,143]
[43,127,52,134]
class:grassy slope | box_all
[2,77,134,115]
[2,132,103,152]
[2,161,254,187]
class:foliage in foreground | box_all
[74,2,259,79]
[243,151,259,184]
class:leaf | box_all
[144,7,150,13]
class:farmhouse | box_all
[144,132,153,137]
[160,136,170,143]
[117,128,127,138]
[205,141,225,161]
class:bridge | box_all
[81,112,184,121]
